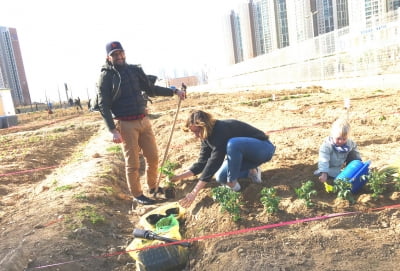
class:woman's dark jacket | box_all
[189,119,269,182]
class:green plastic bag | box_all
[155,214,179,233]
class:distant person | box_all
[87,98,91,110]
[314,118,361,184]
[170,110,276,208]
[181,82,187,91]
[96,41,186,205]
[74,97,83,110]
[181,82,187,95]
[47,102,53,115]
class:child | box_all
[314,118,361,184]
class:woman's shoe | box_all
[225,181,241,192]
[249,167,262,183]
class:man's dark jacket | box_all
[97,61,174,131]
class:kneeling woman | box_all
[170,110,276,208]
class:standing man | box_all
[97,41,186,205]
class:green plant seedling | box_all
[159,160,178,187]
[55,185,73,192]
[106,145,122,154]
[366,169,387,199]
[77,206,105,224]
[212,186,242,222]
[295,180,317,208]
[260,187,280,214]
[333,179,355,204]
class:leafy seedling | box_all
[159,160,178,198]
[295,180,317,208]
[260,187,280,214]
[333,179,355,204]
[159,160,178,188]
[366,169,387,199]
[212,186,242,222]
[77,206,105,225]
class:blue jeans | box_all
[215,137,276,184]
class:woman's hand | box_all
[170,170,195,183]
[179,191,197,208]
[178,180,206,208]
[169,175,179,183]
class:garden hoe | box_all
[153,92,183,199]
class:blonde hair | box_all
[184,110,216,139]
[331,118,351,137]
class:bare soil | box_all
[0,87,400,271]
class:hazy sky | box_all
[2,0,244,102]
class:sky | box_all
[1,0,244,103]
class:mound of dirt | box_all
[0,87,399,271]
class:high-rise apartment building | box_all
[387,0,400,11]
[286,0,314,44]
[216,0,399,91]
[230,11,244,64]
[251,0,279,56]
[226,0,400,62]
[364,0,388,27]
[312,0,350,35]
[0,26,31,106]
[335,0,350,29]
[238,1,256,60]
[274,0,290,48]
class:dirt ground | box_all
[0,86,400,271]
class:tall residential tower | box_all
[0,26,31,106]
